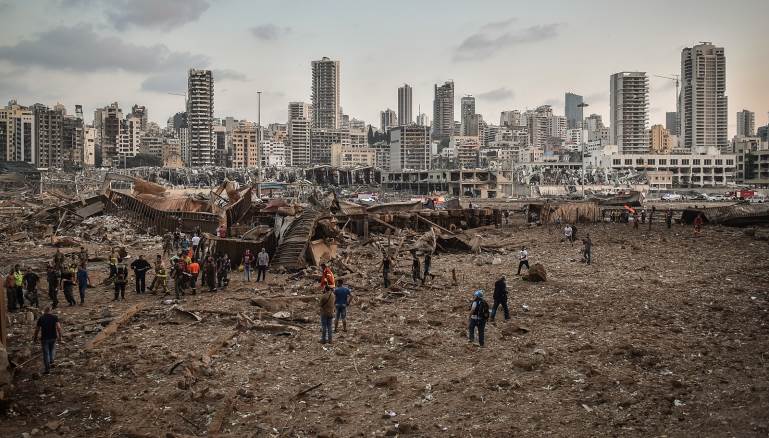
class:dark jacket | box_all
[493,278,507,301]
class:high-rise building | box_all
[380,109,397,132]
[390,125,430,171]
[232,124,259,168]
[680,42,727,152]
[526,105,553,151]
[649,124,673,154]
[500,110,523,128]
[310,128,346,164]
[416,113,430,128]
[565,92,584,129]
[32,104,64,168]
[288,102,311,121]
[131,105,148,131]
[398,84,413,125]
[311,57,340,129]
[288,118,311,166]
[62,114,84,165]
[0,101,36,164]
[432,81,454,140]
[460,95,476,136]
[187,68,214,166]
[610,71,649,154]
[665,111,679,136]
[83,127,96,166]
[736,109,755,137]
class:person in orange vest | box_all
[319,263,335,290]
[187,258,200,294]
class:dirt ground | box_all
[1,219,768,437]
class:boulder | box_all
[524,263,547,282]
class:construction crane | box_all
[654,74,681,122]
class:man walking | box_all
[516,246,529,275]
[491,276,509,321]
[23,267,40,308]
[411,251,421,285]
[256,248,269,282]
[12,265,24,309]
[333,283,352,332]
[187,258,200,294]
[130,255,151,295]
[75,263,90,305]
[381,253,391,288]
[204,256,217,292]
[33,306,62,374]
[319,286,335,344]
[114,258,128,301]
[46,264,59,309]
[583,234,593,265]
[563,224,573,246]
[422,253,435,285]
[216,253,231,288]
[468,290,489,347]
[60,266,76,306]
[191,233,201,259]
[242,249,253,282]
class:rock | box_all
[491,257,503,265]
[44,420,61,431]
[373,375,398,388]
[523,263,547,282]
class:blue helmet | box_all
[474,289,484,298]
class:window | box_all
[647,159,656,165]
[636,158,644,165]
[693,159,701,165]
[659,159,667,165]
[682,159,689,165]
[613,159,621,165]
[704,159,712,165]
[727,159,734,165]
[670,159,678,165]
[715,159,723,165]
[624,159,632,165]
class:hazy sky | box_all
[0,0,767,135]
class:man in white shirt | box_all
[256,248,269,282]
[516,246,529,275]
[191,233,201,258]
[563,225,573,246]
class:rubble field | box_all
[1,221,768,437]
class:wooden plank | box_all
[416,213,455,235]
[84,302,145,351]
[369,216,398,231]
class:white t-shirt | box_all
[192,236,201,246]
[564,226,572,237]
[519,250,528,261]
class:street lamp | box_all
[578,102,589,196]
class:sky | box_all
[0,0,767,136]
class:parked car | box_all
[661,193,682,201]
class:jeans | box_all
[517,260,529,275]
[78,284,87,303]
[41,338,56,373]
[335,304,347,321]
[256,266,267,282]
[491,299,509,320]
[15,286,23,308]
[320,315,333,343]
[63,285,76,305]
[135,273,146,294]
[584,249,592,265]
[48,284,58,308]
[244,265,251,281]
[114,282,126,300]
[468,318,486,346]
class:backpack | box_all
[476,299,490,321]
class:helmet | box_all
[474,290,484,298]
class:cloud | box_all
[481,18,517,31]
[584,92,608,103]
[0,24,209,73]
[140,73,186,93]
[106,0,209,30]
[477,87,514,102]
[250,24,291,41]
[214,69,248,81]
[454,23,562,61]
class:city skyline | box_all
[0,0,767,134]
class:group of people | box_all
[166,251,233,299]
[317,263,353,344]
[561,225,593,264]
[5,247,91,312]
[240,248,270,282]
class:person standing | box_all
[640,209,647,224]
[60,266,76,306]
[46,264,59,309]
[381,254,391,288]
[204,256,217,292]
[319,286,335,344]
[52,249,64,273]
[23,267,40,308]
[187,258,200,294]
[491,276,509,321]
[191,233,201,259]
[333,283,352,332]
[12,265,24,309]
[162,233,173,257]
[422,253,435,285]
[5,269,17,312]
[693,213,704,236]
[468,290,489,347]
[632,212,640,229]
[319,263,335,290]
[583,234,593,265]
[256,248,269,282]
[78,246,89,265]
[75,263,90,305]
[217,253,231,288]
[172,256,188,300]
[33,306,62,374]
[563,224,573,246]
[173,229,181,251]
[151,262,168,295]
[114,258,128,301]
[130,255,151,295]
[411,252,421,285]
[242,249,253,282]
[665,208,673,229]
[516,246,529,275]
